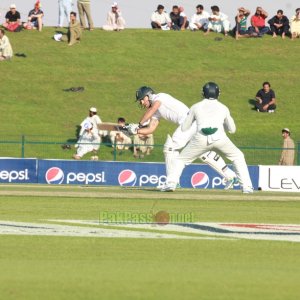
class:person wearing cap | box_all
[58,0,73,28]
[73,121,100,160]
[205,5,230,36]
[255,82,276,113]
[151,4,172,30]
[77,0,94,31]
[3,4,22,32]
[79,107,102,136]
[103,2,125,31]
[290,8,300,40]
[0,29,13,61]
[279,128,295,166]
[24,1,44,31]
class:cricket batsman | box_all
[162,82,253,193]
[127,86,238,189]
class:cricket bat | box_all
[98,122,127,132]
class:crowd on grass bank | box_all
[1,1,300,51]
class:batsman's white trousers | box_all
[167,132,253,189]
[171,121,197,150]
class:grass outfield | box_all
[1,28,300,163]
[1,185,300,300]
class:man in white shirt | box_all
[205,5,230,36]
[189,4,210,31]
[79,107,102,135]
[127,86,238,189]
[0,29,13,61]
[163,82,253,193]
[102,2,125,31]
[151,4,171,30]
[73,121,100,160]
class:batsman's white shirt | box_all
[151,93,196,149]
[152,93,189,125]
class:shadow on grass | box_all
[248,99,257,111]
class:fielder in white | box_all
[163,82,253,193]
[127,86,238,189]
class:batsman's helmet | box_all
[136,86,154,102]
[202,82,220,99]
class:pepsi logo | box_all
[45,167,64,184]
[118,169,137,186]
[191,172,209,189]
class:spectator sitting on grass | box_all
[205,6,230,36]
[255,82,276,113]
[189,4,209,32]
[151,4,171,30]
[290,8,300,40]
[249,7,269,36]
[110,117,132,152]
[24,1,44,32]
[102,2,125,31]
[0,29,13,61]
[55,12,82,45]
[80,107,102,136]
[268,10,289,39]
[3,4,22,32]
[235,7,258,39]
[170,5,189,31]
[73,121,100,160]
[133,134,154,158]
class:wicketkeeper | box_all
[162,82,253,193]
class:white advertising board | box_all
[259,166,300,192]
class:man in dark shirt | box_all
[268,10,289,38]
[3,4,21,32]
[255,82,276,113]
[170,5,189,30]
[24,1,44,31]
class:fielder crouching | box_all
[127,85,238,189]
[163,82,253,193]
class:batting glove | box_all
[127,123,139,135]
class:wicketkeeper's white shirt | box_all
[182,98,236,143]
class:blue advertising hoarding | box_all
[37,159,259,190]
[0,158,37,183]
